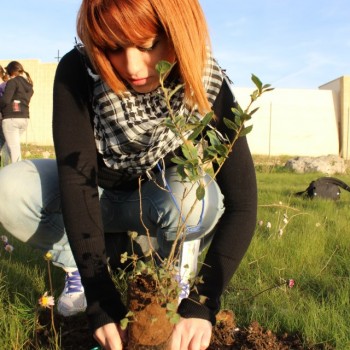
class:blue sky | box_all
[1,0,349,88]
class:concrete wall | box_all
[1,59,349,158]
[234,86,339,157]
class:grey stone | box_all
[284,155,346,174]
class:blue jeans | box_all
[0,159,225,269]
[2,118,28,164]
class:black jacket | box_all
[0,76,34,118]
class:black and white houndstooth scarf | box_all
[88,55,225,176]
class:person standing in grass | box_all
[0,61,34,164]
[0,1,257,349]
[0,65,10,163]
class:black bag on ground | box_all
[295,177,350,200]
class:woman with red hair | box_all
[0,1,257,349]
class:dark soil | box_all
[34,309,335,350]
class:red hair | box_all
[77,0,211,112]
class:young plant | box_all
[156,60,273,269]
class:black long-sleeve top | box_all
[53,48,257,331]
[0,76,33,118]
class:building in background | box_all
[0,59,349,158]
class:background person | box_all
[0,61,34,164]
[0,1,257,349]
[0,65,10,162]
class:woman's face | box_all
[106,34,176,93]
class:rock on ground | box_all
[284,155,346,174]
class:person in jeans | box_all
[0,61,34,164]
[0,65,10,163]
[0,1,257,349]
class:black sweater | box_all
[53,48,257,331]
[0,76,33,118]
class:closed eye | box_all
[137,39,160,52]
[108,45,123,54]
[107,37,160,54]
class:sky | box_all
[1,0,349,89]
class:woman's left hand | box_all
[169,317,212,350]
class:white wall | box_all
[233,87,339,156]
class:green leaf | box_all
[249,107,260,116]
[168,312,181,324]
[182,141,198,161]
[206,130,221,146]
[201,111,214,126]
[239,125,253,137]
[188,112,213,140]
[239,112,251,123]
[250,90,259,102]
[164,118,175,128]
[166,302,177,312]
[125,311,134,317]
[136,260,147,272]
[251,74,262,90]
[189,125,205,140]
[120,318,129,330]
[223,117,238,131]
[177,164,187,179]
[203,162,215,178]
[214,144,229,157]
[234,114,242,126]
[184,165,200,182]
[196,184,205,200]
[171,156,186,165]
[156,60,173,75]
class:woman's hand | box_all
[93,322,127,350]
[169,317,212,350]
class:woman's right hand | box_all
[93,322,127,350]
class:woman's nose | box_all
[123,47,144,76]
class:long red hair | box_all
[77,0,211,112]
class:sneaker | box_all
[57,269,87,317]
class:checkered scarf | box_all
[89,55,224,176]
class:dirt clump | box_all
[127,273,177,349]
[209,310,334,350]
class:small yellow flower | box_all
[44,252,53,261]
[38,292,55,309]
[128,230,138,239]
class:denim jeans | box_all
[0,120,10,165]
[0,159,225,269]
[2,118,28,164]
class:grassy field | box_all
[225,170,350,349]
[0,148,350,349]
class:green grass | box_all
[222,171,350,349]
[1,149,350,348]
